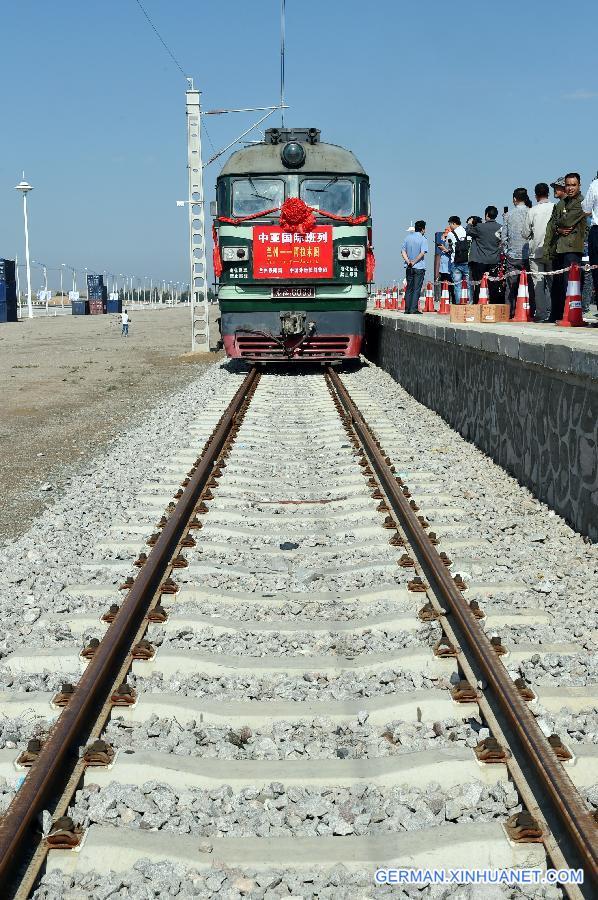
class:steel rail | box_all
[0,365,260,890]
[326,366,598,891]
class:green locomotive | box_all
[213,127,373,360]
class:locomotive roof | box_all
[219,141,367,177]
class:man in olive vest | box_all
[544,173,587,320]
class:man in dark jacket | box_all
[466,206,502,303]
[544,173,587,320]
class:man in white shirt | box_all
[582,172,598,302]
[121,309,130,337]
[523,183,554,322]
[446,216,470,302]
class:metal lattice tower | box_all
[186,88,210,352]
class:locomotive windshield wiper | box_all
[308,177,339,193]
[248,177,275,203]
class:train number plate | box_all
[271,286,315,299]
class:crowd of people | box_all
[400,172,598,321]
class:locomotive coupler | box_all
[279,310,307,337]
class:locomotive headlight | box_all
[281,141,306,169]
[222,246,249,262]
[338,246,365,260]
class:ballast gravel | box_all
[69,780,521,837]
[32,863,564,900]
[154,597,407,623]
[105,714,483,759]
[531,706,598,743]
[128,668,447,701]
[151,622,439,656]
[21,620,439,655]
[518,653,598,687]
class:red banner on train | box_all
[252,226,333,279]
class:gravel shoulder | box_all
[0,308,221,544]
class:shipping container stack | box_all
[87,274,105,315]
[0,259,18,323]
[71,298,89,315]
[107,291,122,314]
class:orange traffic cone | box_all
[374,291,381,309]
[392,285,398,310]
[511,269,532,323]
[423,281,435,312]
[557,264,585,327]
[459,278,469,305]
[478,273,490,305]
[438,281,450,314]
[399,280,406,311]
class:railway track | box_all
[0,363,596,899]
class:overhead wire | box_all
[133,0,188,78]
[132,0,217,154]
[280,0,286,126]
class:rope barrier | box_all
[432,263,598,287]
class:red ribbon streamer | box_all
[217,199,369,230]
[212,223,223,278]
[218,206,280,226]
[367,246,376,282]
[316,211,369,225]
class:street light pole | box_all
[15,176,34,319]
[33,260,49,314]
[60,264,64,310]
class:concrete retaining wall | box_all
[364,313,598,542]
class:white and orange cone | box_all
[511,270,532,323]
[478,273,490,305]
[557,264,585,327]
[459,278,469,305]
[438,281,450,314]
[423,281,435,312]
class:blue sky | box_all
[1,0,597,289]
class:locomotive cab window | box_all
[232,178,285,216]
[300,178,354,216]
[358,180,370,216]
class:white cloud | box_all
[562,89,598,100]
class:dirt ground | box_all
[0,308,222,544]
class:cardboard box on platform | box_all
[449,304,481,324]
[479,304,510,323]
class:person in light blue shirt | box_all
[401,221,428,313]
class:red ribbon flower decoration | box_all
[279,197,316,234]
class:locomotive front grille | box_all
[236,335,351,359]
